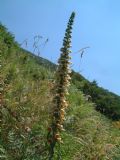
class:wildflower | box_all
[47,12,75,159]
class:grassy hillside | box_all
[72,72,120,120]
[0,24,120,159]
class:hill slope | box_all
[0,24,120,159]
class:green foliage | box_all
[0,23,17,49]
[72,72,120,120]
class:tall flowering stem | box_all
[47,12,75,159]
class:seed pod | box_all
[48,127,52,132]
[55,133,60,139]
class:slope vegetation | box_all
[0,24,120,159]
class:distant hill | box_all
[1,23,120,159]
[20,49,120,120]
[21,49,120,120]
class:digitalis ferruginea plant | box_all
[47,12,75,160]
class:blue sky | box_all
[0,0,120,95]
